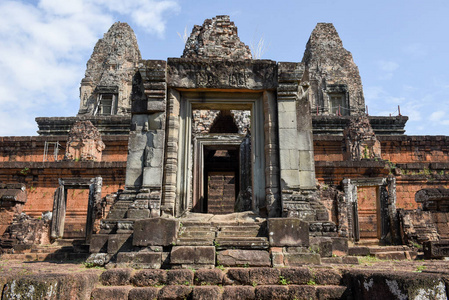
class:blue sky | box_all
[1,0,448,136]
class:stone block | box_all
[158,285,192,300]
[133,251,162,269]
[249,268,280,285]
[89,234,109,253]
[314,269,342,285]
[278,129,299,150]
[284,253,321,266]
[316,286,347,300]
[268,218,309,247]
[170,246,215,265]
[375,251,407,260]
[91,287,131,300]
[278,111,297,129]
[217,250,271,267]
[310,237,332,257]
[148,112,165,130]
[128,287,160,300]
[142,167,163,186]
[255,286,289,300]
[100,268,132,286]
[133,218,178,246]
[225,268,251,285]
[127,208,150,219]
[423,241,449,259]
[270,247,284,267]
[222,286,255,300]
[288,285,317,300]
[166,269,194,285]
[192,286,221,300]
[107,233,132,254]
[280,169,300,188]
[131,269,166,287]
[280,267,312,285]
[342,256,359,264]
[331,237,348,256]
[194,269,224,285]
[348,247,370,256]
[147,100,166,112]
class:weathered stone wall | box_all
[78,22,141,116]
[182,15,252,60]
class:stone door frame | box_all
[342,177,395,243]
[166,91,274,216]
[50,177,102,243]
[192,134,245,213]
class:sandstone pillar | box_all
[277,62,317,218]
[125,60,167,218]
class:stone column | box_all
[125,60,167,218]
[277,62,317,218]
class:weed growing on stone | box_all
[414,265,426,273]
[216,265,225,271]
[279,275,289,285]
[307,279,316,286]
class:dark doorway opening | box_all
[203,147,239,214]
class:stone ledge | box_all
[0,161,127,169]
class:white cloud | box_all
[430,111,445,121]
[377,60,399,80]
[0,0,179,136]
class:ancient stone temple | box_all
[2,15,449,274]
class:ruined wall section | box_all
[302,23,365,115]
[78,22,141,116]
[182,15,252,60]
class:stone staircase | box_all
[348,245,419,260]
[90,267,347,300]
[175,221,269,249]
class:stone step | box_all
[90,285,347,300]
[216,230,260,238]
[215,237,269,249]
[175,238,214,246]
[178,230,216,239]
[219,225,261,232]
[368,246,412,253]
[179,225,215,231]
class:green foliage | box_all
[279,275,289,285]
[19,167,30,175]
[306,279,316,285]
[216,264,225,271]
[414,265,426,273]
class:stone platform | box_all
[1,259,449,299]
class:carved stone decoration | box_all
[78,22,141,116]
[65,121,105,162]
[343,115,381,161]
[182,15,252,60]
